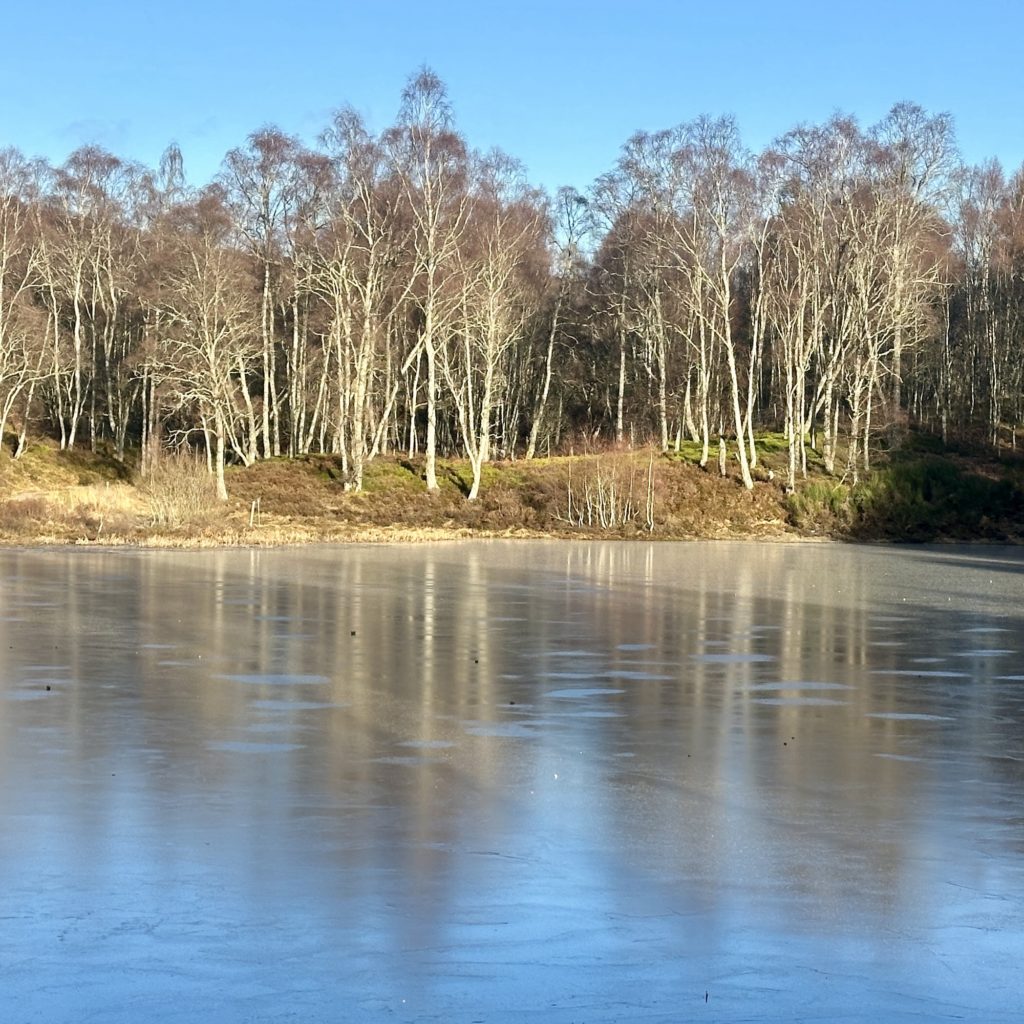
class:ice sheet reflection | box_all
[1,541,1023,1021]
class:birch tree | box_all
[444,153,547,499]
[313,108,413,489]
[385,68,473,492]
[221,128,302,459]
[525,187,587,459]
[0,149,46,449]
[150,188,260,499]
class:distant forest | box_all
[0,69,1021,498]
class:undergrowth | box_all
[0,428,1021,545]
[786,453,1024,540]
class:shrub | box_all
[0,496,49,531]
[556,453,657,532]
[140,455,219,527]
[785,481,853,531]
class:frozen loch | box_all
[1,541,1023,1021]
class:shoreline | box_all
[2,440,1022,550]
[0,529,1018,552]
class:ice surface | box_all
[1,541,1024,1021]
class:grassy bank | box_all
[785,435,1024,542]
[0,432,1021,546]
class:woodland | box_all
[0,69,1022,512]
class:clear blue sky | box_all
[2,0,1021,192]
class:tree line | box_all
[0,69,1021,499]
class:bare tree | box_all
[0,150,47,450]
[869,103,957,421]
[634,118,759,487]
[149,188,260,499]
[525,187,585,459]
[444,152,547,499]
[221,127,303,459]
[385,68,473,491]
[312,108,414,489]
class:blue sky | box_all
[2,0,1021,191]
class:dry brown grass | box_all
[138,456,219,527]
[0,441,802,547]
[0,482,145,542]
[3,429,1019,547]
